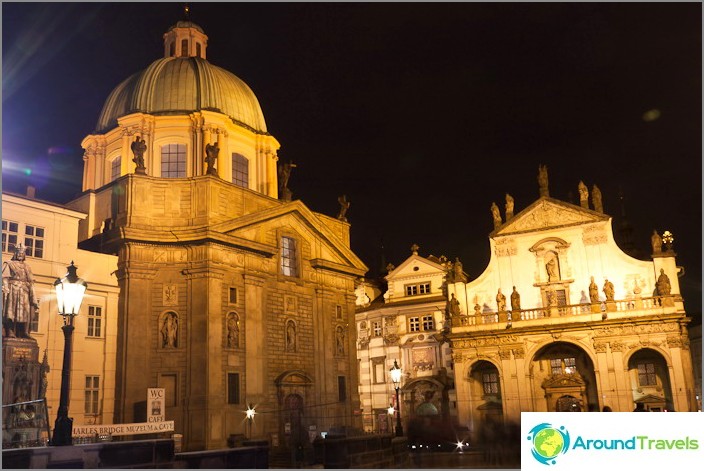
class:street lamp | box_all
[389,360,403,437]
[52,262,87,446]
[245,403,256,439]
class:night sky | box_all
[2,3,702,311]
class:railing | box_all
[2,399,51,448]
[451,296,678,328]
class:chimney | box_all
[26,186,36,199]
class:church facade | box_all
[62,19,366,451]
[446,174,698,444]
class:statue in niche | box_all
[278,160,297,201]
[510,286,521,311]
[537,164,549,197]
[505,193,515,220]
[205,141,220,176]
[545,255,559,282]
[496,288,506,312]
[655,269,671,296]
[651,230,662,254]
[336,326,345,355]
[286,320,296,352]
[131,136,147,173]
[337,194,351,221]
[446,293,461,317]
[588,277,599,303]
[161,312,178,348]
[227,313,240,348]
[491,202,502,229]
[578,181,589,207]
[602,279,615,302]
[2,243,39,338]
[591,184,603,212]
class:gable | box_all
[494,197,609,236]
[387,254,446,281]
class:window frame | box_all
[637,362,657,386]
[160,144,187,178]
[1,220,19,253]
[280,236,299,277]
[227,372,241,405]
[84,375,100,415]
[231,153,249,188]
[87,305,103,338]
[409,317,420,332]
[110,155,122,181]
[421,315,434,331]
[405,282,431,297]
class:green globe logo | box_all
[527,423,571,465]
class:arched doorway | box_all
[628,348,673,411]
[468,360,503,445]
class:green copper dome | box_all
[95,56,268,134]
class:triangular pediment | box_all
[211,200,367,275]
[494,197,610,236]
[386,254,446,281]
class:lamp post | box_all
[52,262,87,446]
[245,403,256,439]
[389,360,403,437]
[387,405,395,434]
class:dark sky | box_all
[2,2,702,311]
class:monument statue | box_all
[286,320,296,352]
[655,269,671,296]
[491,202,502,229]
[496,288,506,312]
[2,244,39,338]
[160,312,178,348]
[651,230,662,254]
[602,279,615,302]
[510,286,521,311]
[505,193,515,220]
[545,256,559,281]
[588,276,599,303]
[591,184,603,212]
[578,181,589,208]
[227,313,240,348]
[337,194,351,221]
[130,136,147,174]
[205,141,220,176]
[447,293,461,317]
[278,160,297,201]
[452,257,467,283]
[538,164,549,197]
[336,327,345,355]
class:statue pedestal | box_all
[662,296,674,307]
[605,301,616,312]
[590,303,602,314]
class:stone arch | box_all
[158,310,179,349]
[626,347,674,411]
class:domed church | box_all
[68,18,367,452]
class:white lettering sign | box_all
[72,421,175,437]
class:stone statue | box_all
[337,194,351,222]
[130,136,147,173]
[38,350,50,400]
[510,286,521,311]
[505,193,515,220]
[588,277,599,303]
[473,303,481,316]
[278,160,297,201]
[491,202,502,229]
[286,320,296,352]
[651,230,662,254]
[655,269,671,296]
[161,312,178,348]
[578,181,589,208]
[205,142,220,176]
[227,313,240,348]
[591,184,603,212]
[496,288,506,312]
[538,164,549,197]
[603,279,615,301]
[2,244,39,338]
[336,326,345,355]
[452,257,467,283]
[447,293,461,317]
[545,256,559,281]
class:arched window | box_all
[110,156,121,181]
[161,144,186,178]
[181,39,188,56]
[231,153,249,188]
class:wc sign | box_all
[147,388,166,423]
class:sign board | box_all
[147,388,165,423]
[73,421,175,437]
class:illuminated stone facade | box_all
[66,20,366,451]
[447,184,698,444]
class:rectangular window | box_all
[87,306,102,337]
[227,373,240,404]
[372,321,382,337]
[409,317,420,332]
[111,156,121,181]
[482,372,498,395]
[422,315,434,331]
[338,376,347,402]
[24,225,44,258]
[161,144,187,178]
[229,287,237,304]
[405,282,430,296]
[638,363,657,386]
[232,153,249,188]
[281,237,299,277]
[550,357,576,375]
[85,376,100,415]
[555,289,567,306]
[2,220,19,253]
[374,363,385,384]
[336,305,343,320]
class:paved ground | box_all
[408,449,520,469]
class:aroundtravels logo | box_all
[527,422,571,465]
